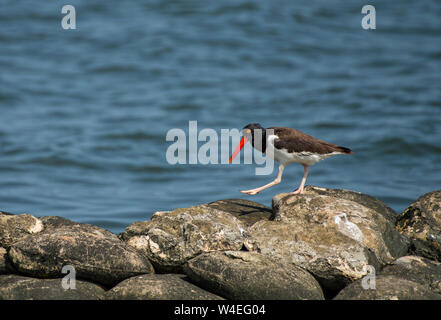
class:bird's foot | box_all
[240,189,260,195]
[290,188,304,195]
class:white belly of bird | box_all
[266,134,340,166]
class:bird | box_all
[229,123,353,195]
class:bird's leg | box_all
[291,164,309,194]
[240,164,285,195]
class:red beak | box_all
[229,136,248,163]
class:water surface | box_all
[1,1,440,233]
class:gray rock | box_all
[106,274,223,300]
[334,275,441,300]
[0,212,44,247]
[246,221,379,295]
[396,190,441,261]
[0,248,7,274]
[8,228,154,287]
[0,274,105,300]
[205,199,271,228]
[380,255,441,295]
[40,215,117,239]
[273,191,409,261]
[184,251,325,300]
[245,191,408,294]
[301,186,398,223]
[119,206,245,272]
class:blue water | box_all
[1,1,440,233]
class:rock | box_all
[335,255,441,300]
[380,255,441,295]
[0,274,105,300]
[301,186,398,223]
[0,248,7,274]
[245,221,379,296]
[119,206,245,272]
[40,216,117,239]
[184,251,324,300]
[396,190,441,261]
[8,227,154,287]
[334,275,441,300]
[0,212,44,247]
[106,274,223,300]
[205,199,271,228]
[245,191,409,294]
[272,192,409,260]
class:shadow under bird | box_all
[229,123,353,195]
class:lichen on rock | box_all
[8,222,154,287]
[396,190,441,262]
[204,199,272,228]
[106,273,223,300]
[245,188,408,294]
[334,275,441,300]
[184,251,324,300]
[119,205,246,272]
[0,212,44,248]
[0,274,105,300]
[1,187,440,300]
[334,255,441,300]
[380,255,441,296]
[0,247,8,274]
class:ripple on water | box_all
[20,155,104,171]
[0,0,440,233]
[371,137,441,156]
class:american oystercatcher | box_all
[229,123,353,195]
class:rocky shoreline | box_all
[1,186,440,300]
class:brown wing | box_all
[269,127,353,155]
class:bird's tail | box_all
[337,146,353,155]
